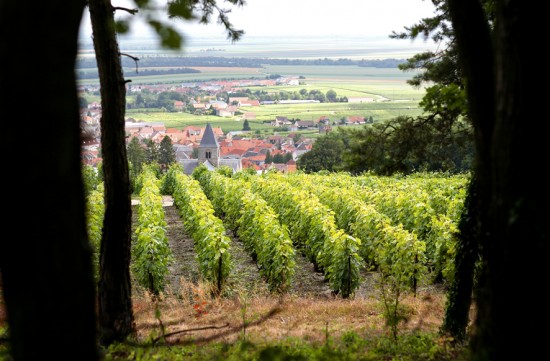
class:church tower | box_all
[198,123,220,166]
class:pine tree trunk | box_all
[0,0,98,359]
[449,0,549,359]
[441,177,478,341]
[88,0,134,345]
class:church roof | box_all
[200,123,219,148]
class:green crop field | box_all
[83,63,427,132]
[235,101,422,122]
[256,65,425,101]
[125,110,275,133]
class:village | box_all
[79,77,374,173]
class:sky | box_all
[80,0,438,41]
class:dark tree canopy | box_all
[158,135,176,170]
[336,0,473,177]
[127,137,146,174]
[297,132,347,173]
[341,116,473,175]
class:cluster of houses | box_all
[82,117,313,174]
[79,74,374,171]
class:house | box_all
[293,142,312,160]
[318,116,331,125]
[216,105,237,117]
[271,116,292,127]
[296,120,315,129]
[217,108,234,117]
[173,100,185,110]
[173,144,194,162]
[238,99,260,107]
[263,161,296,174]
[209,100,228,110]
[267,135,283,145]
[345,116,366,125]
[228,96,249,105]
[192,103,211,113]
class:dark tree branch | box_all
[120,53,140,73]
[112,6,138,15]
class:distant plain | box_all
[79,34,429,133]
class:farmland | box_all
[88,63,427,133]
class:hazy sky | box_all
[80,0,437,40]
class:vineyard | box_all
[86,167,467,300]
[80,166,469,357]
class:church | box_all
[179,123,242,175]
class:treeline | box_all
[76,67,200,80]
[75,56,405,70]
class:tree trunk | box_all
[0,1,98,360]
[481,1,548,359]
[449,0,549,359]
[441,177,479,341]
[88,0,134,345]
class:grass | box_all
[94,280,466,360]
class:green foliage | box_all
[216,165,233,178]
[132,168,173,295]
[160,163,183,195]
[287,171,467,288]
[158,135,176,171]
[86,183,104,284]
[326,89,337,102]
[375,225,425,340]
[195,171,296,293]
[145,139,159,164]
[338,0,472,178]
[251,173,363,297]
[264,150,272,164]
[103,332,464,360]
[297,132,347,172]
[242,119,251,131]
[82,164,100,197]
[272,153,285,164]
[341,116,473,175]
[128,137,147,193]
[172,172,232,293]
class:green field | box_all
[125,110,273,133]
[83,64,426,132]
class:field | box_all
[97,63,427,133]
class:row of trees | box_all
[127,136,176,192]
[237,87,346,103]
[75,55,404,70]
[297,120,472,175]
[265,150,293,164]
[124,87,347,113]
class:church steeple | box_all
[198,123,219,166]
